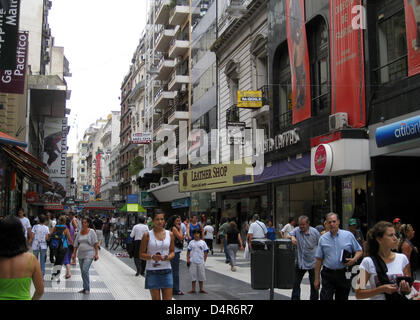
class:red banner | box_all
[95,152,101,196]
[0,31,28,94]
[404,0,420,76]
[285,0,311,124]
[330,0,366,128]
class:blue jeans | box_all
[223,239,230,262]
[170,251,181,293]
[33,249,47,277]
[79,258,94,292]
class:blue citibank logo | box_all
[376,115,420,148]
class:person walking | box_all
[166,215,185,295]
[17,208,32,245]
[398,224,418,280]
[348,218,366,260]
[30,214,50,278]
[356,221,412,300]
[187,229,209,293]
[140,210,175,300]
[72,217,99,294]
[225,221,244,272]
[0,216,44,300]
[266,220,276,241]
[217,217,231,263]
[204,220,215,255]
[63,216,75,279]
[45,212,56,264]
[281,217,296,239]
[49,215,73,281]
[287,215,320,300]
[187,214,203,242]
[103,217,112,249]
[393,218,402,239]
[314,213,363,300]
[247,214,267,247]
[92,215,104,250]
[130,215,149,277]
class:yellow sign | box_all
[237,90,263,108]
[179,160,254,192]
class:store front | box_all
[369,111,420,249]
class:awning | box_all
[0,131,27,148]
[120,203,146,213]
[149,181,190,202]
[0,144,52,189]
[84,201,115,210]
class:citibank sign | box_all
[376,115,420,148]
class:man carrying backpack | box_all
[49,215,73,280]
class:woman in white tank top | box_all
[140,211,175,300]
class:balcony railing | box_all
[278,110,292,129]
[259,85,271,106]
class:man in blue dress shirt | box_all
[288,215,320,300]
[314,212,363,300]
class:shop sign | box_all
[44,203,64,210]
[0,0,21,70]
[264,128,300,153]
[179,159,254,192]
[140,191,158,208]
[313,144,333,175]
[131,132,152,144]
[237,91,263,108]
[227,122,246,145]
[376,115,420,148]
[126,194,138,204]
[171,197,191,209]
[26,191,38,203]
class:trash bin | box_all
[250,239,273,290]
[274,239,296,289]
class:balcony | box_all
[153,88,177,110]
[168,39,189,59]
[155,0,171,25]
[168,71,189,91]
[169,1,190,26]
[167,105,189,125]
[155,57,177,81]
[155,26,179,52]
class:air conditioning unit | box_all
[160,177,173,185]
[329,112,348,131]
[173,175,179,182]
[150,182,160,189]
[180,84,187,92]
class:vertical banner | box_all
[285,0,311,124]
[43,117,68,198]
[95,151,101,196]
[0,31,28,94]
[0,0,21,69]
[330,0,366,128]
[404,0,420,76]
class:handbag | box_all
[371,255,409,300]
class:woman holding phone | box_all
[355,221,412,300]
[140,210,175,300]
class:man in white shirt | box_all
[281,217,296,238]
[130,216,149,276]
[247,214,267,247]
[17,208,32,243]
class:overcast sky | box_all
[48,0,148,153]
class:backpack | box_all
[50,225,68,249]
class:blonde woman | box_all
[398,224,418,279]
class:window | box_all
[273,44,292,130]
[308,17,330,116]
[375,0,407,84]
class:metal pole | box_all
[270,240,274,300]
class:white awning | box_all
[149,181,190,202]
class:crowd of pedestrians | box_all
[0,207,418,301]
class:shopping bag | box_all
[243,241,250,259]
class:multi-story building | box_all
[100,112,121,202]
[76,140,88,202]
[0,0,71,216]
